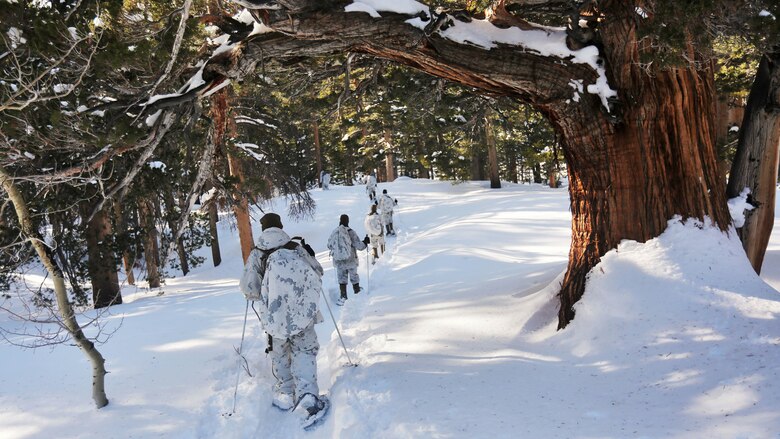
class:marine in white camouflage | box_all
[327,214,368,303]
[378,190,396,235]
[364,204,385,263]
[238,213,326,415]
[365,173,377,200]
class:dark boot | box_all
[353,283,362,294]
[386,224,392,235]
[337,284,348,305]
[389,223,396,235]
[372,248,379,264]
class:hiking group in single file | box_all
[238,171,398,429]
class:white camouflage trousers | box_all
[381,212,393,227]
[335,262,360,285]
[270,324,320,401]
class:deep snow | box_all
[1,178,779,438]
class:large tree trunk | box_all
[82,204,122,308]
[554,61,730,328]
[1,167,109,408]
[485,109,501,189]
[726,51,780,274]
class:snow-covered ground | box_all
[1,178,779,438]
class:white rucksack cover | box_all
[327,225,353,262]
[364,213,383,236]
[255,228,323,339]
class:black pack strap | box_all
[258,241,299,276]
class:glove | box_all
[363,235,370,245]
[394,198,398,205]
[244,289,261,301]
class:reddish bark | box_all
[212,90,254,264]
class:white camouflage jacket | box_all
[239,228,324,339]
[379,194,395,216]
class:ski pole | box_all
[366,248,370,294]
[228,300,251,415]
[321,288,357,367]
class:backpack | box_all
[240,237,302,301]
[261,246,322,338]
[327,226,352,262]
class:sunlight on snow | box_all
[682,327,726,342]
[686,376,763,416]
[653,369,704,388]
[577,360,626,373]
[711,288,780,320]
[147,338,219,352]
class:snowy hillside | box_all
[2,179,779,438]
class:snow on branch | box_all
[149,0,616,118]
[235,142,267,162]
[235,115,279,129]
[341,0,616,110]
[728,188,756,228]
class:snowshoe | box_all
[294,393,330,430]
[336,295,347,306]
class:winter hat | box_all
[370,204,378,214]
[382,189,387,194]
[339,214,350,226]
[260,213,283,230]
